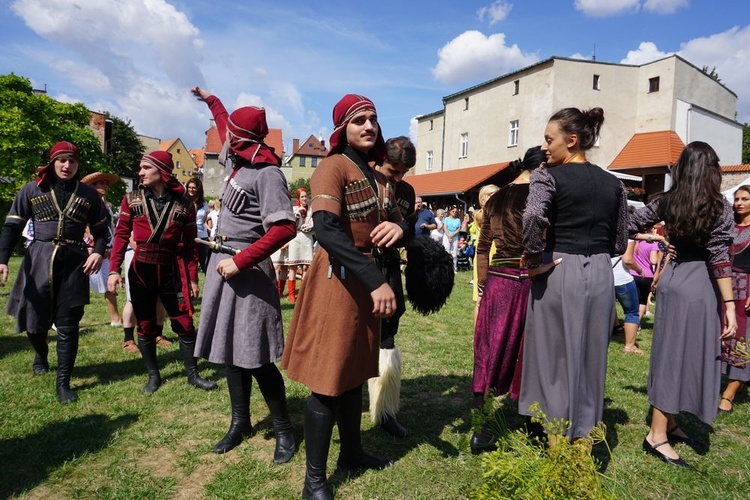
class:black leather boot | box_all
[470,430,498,455]
[27,332,49,375]
[254,363,297,463]
[336,385,393,471]
[214,365,255,454]
[138,335,162,394]
[302,394,335,500]
[379,413,408,439]
[178,335,217,391]
[55,327,79,403]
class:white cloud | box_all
[569,52,591,60]
[620,41,672,64]
[432,30,538,85]
[574,0,641,17]
[49,59,112,93]
[477,1,513,25]
[643,0,689,14]
[409,117,419,146]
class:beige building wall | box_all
[415,55,741,175]
[413,111,444,175]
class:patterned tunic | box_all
[1,179,108,332]
[281,152,403,396]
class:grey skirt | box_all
[648,260,722,423]
[195,252,285,369]
[519,252,614,439]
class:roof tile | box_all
[608,131,684,170]
[407,163,509,196]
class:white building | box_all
[413,55,742,199]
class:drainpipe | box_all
[454,193,467,213]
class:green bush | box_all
[472,401,614,500]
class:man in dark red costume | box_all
[108,151,216,394]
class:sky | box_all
[0,0,749,156]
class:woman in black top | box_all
[520,107,628,440]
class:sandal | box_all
[718,396,734,414]
[623,345,644,355]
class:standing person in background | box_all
[471,184,499,322]
[471,148,543,453]
[285,188,315,301]
[719,185,750,414]
[186,177,210,274]
[614,240,644,354]
[108,151,216,395]
[281,94,408,499]
[413,196,436,237]
[0,141,109,403]
[630,141,735,468]
[206,199,220,240]
[444,206,461,271]
[190,87,297,461]
[431,209,449,251]
[521,107,628,441]
[82,171,123,327]
[369,135,417,439]
[629,223,664,321]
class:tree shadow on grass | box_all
[0,332,31,363]
[0,413,138,498]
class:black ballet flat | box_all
[718,396,734,414]
[642,438,690,468]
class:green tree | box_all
[743,123,750,165]
[0,73,105,215]
[288,177,311,197]
[103,112,145,204]
[701,66,722,83]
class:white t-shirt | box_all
[611,240,635,286]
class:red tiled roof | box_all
[205,128,222,154]
[407,163,510,196]
[190,148,205,168]
[608,131,684,170]
[293,134,327,157]
[266,129,284,158]
[722,164,750,173]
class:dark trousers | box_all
[128,260,193,338]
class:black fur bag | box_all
[404,237,455,315]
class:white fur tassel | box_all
[368,347,402,425]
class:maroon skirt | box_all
[472,266,531,399]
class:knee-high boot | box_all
[27,332,49,375]
[214,365,255,454]
[368,347,408,438]
[303,393,335,500]
[336,385,393,471]
[55,327,79,403]
[253,363,297,463]
[178,334,217,391]
[138,335,162,394]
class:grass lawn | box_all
[1,256,749,499]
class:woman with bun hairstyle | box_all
[521,107,628,440]
[631,141,735,468]
[470,146,545,454]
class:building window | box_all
[300,156,306,167]
[429,119,433,131]
[426,151,433,171]
[649,76,660,93]
[509,120,519,147]
[513,79,520,95]
[311,157,318,167]
[593,74,600,90]
[464,97,469,110]
[176,160,181,170]
[460,133,468,158]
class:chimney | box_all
[293,139,299,153]
[320,139,326,151]
[209,118,216,128]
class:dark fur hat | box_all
[405,237,455,315]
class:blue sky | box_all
[0,0,748,156]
